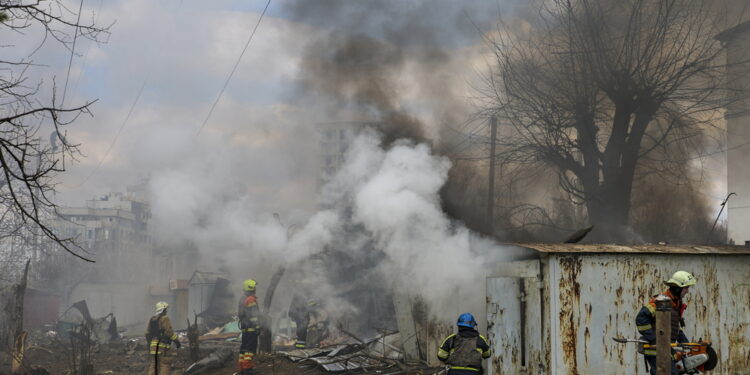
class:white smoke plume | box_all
[323,130,490,313]
[147,128,523,325]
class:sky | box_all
[3,0,729,219]
[28,0,335,209]
[3,0,502,214]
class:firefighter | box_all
[289,277,322,349]
[437,313,491,374]
[635,270,696,375]
[145,301,181,375]
[289,292,312,349]
[238,279,260,374]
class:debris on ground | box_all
[57,301,120,344]
[284,332,438,373]
[183,349,233,375]
[0,327,442,374]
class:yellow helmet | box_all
[155,301,169,314]
[243,279,257,292]
[666,271,696,288]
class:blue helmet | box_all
[457,313,477,328]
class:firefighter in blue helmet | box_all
[437,313,491,374]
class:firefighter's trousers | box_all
[239,330,259,372]
[147,348,174,375]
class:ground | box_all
[9,338,436,375]
[9,339,331,375]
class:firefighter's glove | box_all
[174,340,182,349]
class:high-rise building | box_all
[55,191,151,280]
[52,191,154,327]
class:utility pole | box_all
[707,192,736,244]
[486,116,498,235]
[655,296,672,375]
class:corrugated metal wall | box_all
[487,260,545,375]
[487,254,750,375]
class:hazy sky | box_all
[7,0,726,218]
[7,0,501,211]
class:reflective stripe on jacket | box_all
[145,314,178,354]
[238,293,260,332]
[437,328,491,371]
[635,288,688,353]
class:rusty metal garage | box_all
[486,244,750,375]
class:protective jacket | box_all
[238,293,260,333]
[635,288,688,355]
[290,293,316,348]
[145,313,178,355]
[437,327,491,373]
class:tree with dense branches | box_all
[483,0,748,241]
[0,1,108,261]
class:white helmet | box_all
[155,301,169,314]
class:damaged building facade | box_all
[486,244,750,375]
[53,191,153,328]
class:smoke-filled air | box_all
[0,0,749,374]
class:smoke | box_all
[285,0,505,144]
[321,130,487,312]
[308,129,530,322]
[145,126,526,330]
[279,0,535,317]
[296,34,427,144]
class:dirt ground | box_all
[10,339,333,375]
[11,339,436,375]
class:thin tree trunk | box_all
[10,260,30,375]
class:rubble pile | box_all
[284,333,441,374]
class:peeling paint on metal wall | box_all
[557,256,581,374]
[523,277,544,373]
[486,276,546,375]
[487,277,521,374]
[547,254,750,375]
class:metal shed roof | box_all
[716,20,750,42]
[513,243,750,255]
[188,270,228,285]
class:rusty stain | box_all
[558,255,581,375]
[584,327,590,366]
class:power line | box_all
[195,0,271,135]
[69,0,105,97]
[64,0,184,189]
[61,0,85,107]
[68,81,147,189]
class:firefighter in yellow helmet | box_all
[238,279,260,374]
[635,270,696,375]
[145,301,181,375]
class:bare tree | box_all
[0,1,109,261]
[482,0,747,241]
